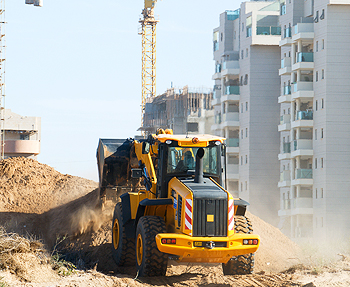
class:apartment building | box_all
[2,109,41,159]
[212,2,281,225]
[143,86,214,135]
[278,0,350,241]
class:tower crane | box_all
[139,0,159,132]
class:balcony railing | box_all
[284,27,292,38]
[215,64,221,73]
[222,112,239,122]
[284,85,291,95]
[297,52,314,63]
[283,199,291,210]
[294,23,314,34]
[226,138,239,147]
[283,142,291,153]
[296,110,313,120]
[295,169,313,179]
[280,114,291,125]
[293,82,313,93]
[280,170,291,182]
[225,86,240,95]
[293,139,313,151]
[281,57,291,68]
[257,26,281,36]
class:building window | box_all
[244,74,248,85]
[241,130,243,139]
[245,181,247,191]
[288,108,290,114]
[245,102,248,111]
[321,158,324,168]
[315,188,318,199]
[315,129,317,140]
[321,128,324,138]
[316,71,318,82]
[241,103,243,113]
[241,182,243,191]
[241,156,243,165]
[321,188,323,198]
[234,31,236,39]
[315,158,317,169]
[246,48,248,57]
[322,39,325,49]
[220,33,223,42]
[241,50,244,59]
[315,100,318,111]
[321,69,324,79]
[321,98,324,108]
[242,23,244,32]
[245,128,248,137]
[316,41,318,52]
[240,76,243,86]
[245,155,248,164]
[187,122,198,132]
[320,9,325,20]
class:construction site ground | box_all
[0,157,349,287]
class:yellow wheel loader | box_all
[96,130,260,277]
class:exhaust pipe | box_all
[194,148,204,183]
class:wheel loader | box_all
[96,129,260,277]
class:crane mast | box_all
[139,0,158,132]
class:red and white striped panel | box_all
[184,199,192,231]
[228,199,235,231]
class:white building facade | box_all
[212,2,281,226]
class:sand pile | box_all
[0,157,97,214]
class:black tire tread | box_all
[137,216,168,277]
[222,215,255,275]
[112,203,135,266]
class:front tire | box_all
[135,216,168,277]
[222,215,255,275]
[111,203,135,266]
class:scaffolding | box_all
[0,0,5,160]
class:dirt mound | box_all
[0,157,97,214]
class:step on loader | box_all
[96,129,260,277]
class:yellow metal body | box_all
[129,133,260,263]
[155,233,260,263]
[139,1,159,130]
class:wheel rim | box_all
[136,234,143,266]
[113,219,120,249]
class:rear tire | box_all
[136,216,168,277]
[111,203,135,266]
[222,215,255,275]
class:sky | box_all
[6,0,241,181]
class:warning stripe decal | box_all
[228,199,235,231]
[185,199,192,230]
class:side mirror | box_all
[221,144,226,157]
[131,168,143,178]
[142,142,150,154]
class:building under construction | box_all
[143,86,214,134]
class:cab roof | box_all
[155,134,225,147]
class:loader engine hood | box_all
[181,178,227,237]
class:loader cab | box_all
[156,140,226,198]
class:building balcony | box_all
[278,170,291,187]
[292,52,314,70]
[279,28,292,46]
[291,139,313,158]
[278,142,291,160]
[256,26,281,36]
[221,61,240,77]
[221,112,239,128]
[278,114,291,131]
[213,89,221,100]
[212,64,222,80]
[292,23,314,41]
[221,94,239,102]
[290,198,313,215]
[225,86,240,96]
[291,169,313,185]
[4,140,40,155]
[226,138,239,148]
[278,94,292,103]
[279,57,292,75]
[292,82,314,99]
[291,111,313,129]
[227,164,239,180]
[211,97,221,107]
